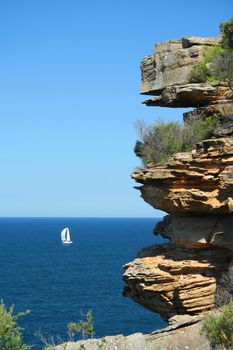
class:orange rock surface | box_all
[132,138,233,215]
[123,244,230,320]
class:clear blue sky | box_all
[0,0,232,217]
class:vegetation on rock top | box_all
[134,115,218,165]
[201,300,233,350]
[190,18,233,87]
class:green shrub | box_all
[215,261,233,307]
[134,115,218,165]
[190,59,210,83]
[220,18,233,50]
[38,310,95,349]
[201,301,233,349]
[190,18,233,86]
[134,120,183,164]
[211,51,233,88]
[190,46,225,83]
[68,310,94,340]
[183,115,218,150]
[0,300,31,350]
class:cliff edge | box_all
[123,36,233,324]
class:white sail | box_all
[61,227,72,244]
[61,228,67,242]
[66,228,71,242]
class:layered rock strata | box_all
[132,137,233,215]
[143,82,233,107]
[123,244,232,320]
[123,36,233,321]
[141,36,233,108]
[140,36,220,96]
[155,214,233,250]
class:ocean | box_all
[0,217,167,349]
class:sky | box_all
[0,0,232,217]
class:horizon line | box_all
[0,215,164,219]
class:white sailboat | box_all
[61,227,73,245]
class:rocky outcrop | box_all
[132,138,233,215]
[156,214,233,250]
[140,36,233,109]
[147,315,211,350]
[123,243,231,320]
[141,37,220,95]
[52,333,149,350]
[124,34,233,324]
[143,82,233,107]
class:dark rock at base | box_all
[155,214,233,250]
[213,115,233,138]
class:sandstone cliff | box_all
[54,35,233,350]
[141,36,233,109]
[123,36,233,324]
[132,138,233,215]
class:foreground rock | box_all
[52,333,148,350]
[52,316,210,350]
[132,138,233,215]
[146,319,210,350]
[123,243,230,320]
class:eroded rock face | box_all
[123,243,231,320]
[155,214,233,250]
[143,82,233,107]
[141,37,220,95]
[125,34,233,337]
[132,138,233,215]
[140,36,233,108]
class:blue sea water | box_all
[0,217,167,349]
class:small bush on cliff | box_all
[201,301,233,349]
[183,115,218,150]
[39,310,94,349]
[211,50,233,88]
[220,18,233,50]
[67,310,94,340]
[134,115,218,165]
[134,120,183,164]
[215,261,233,307]
[0,300,31,350]
[190,46,225,83]
[190,18,233,87]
